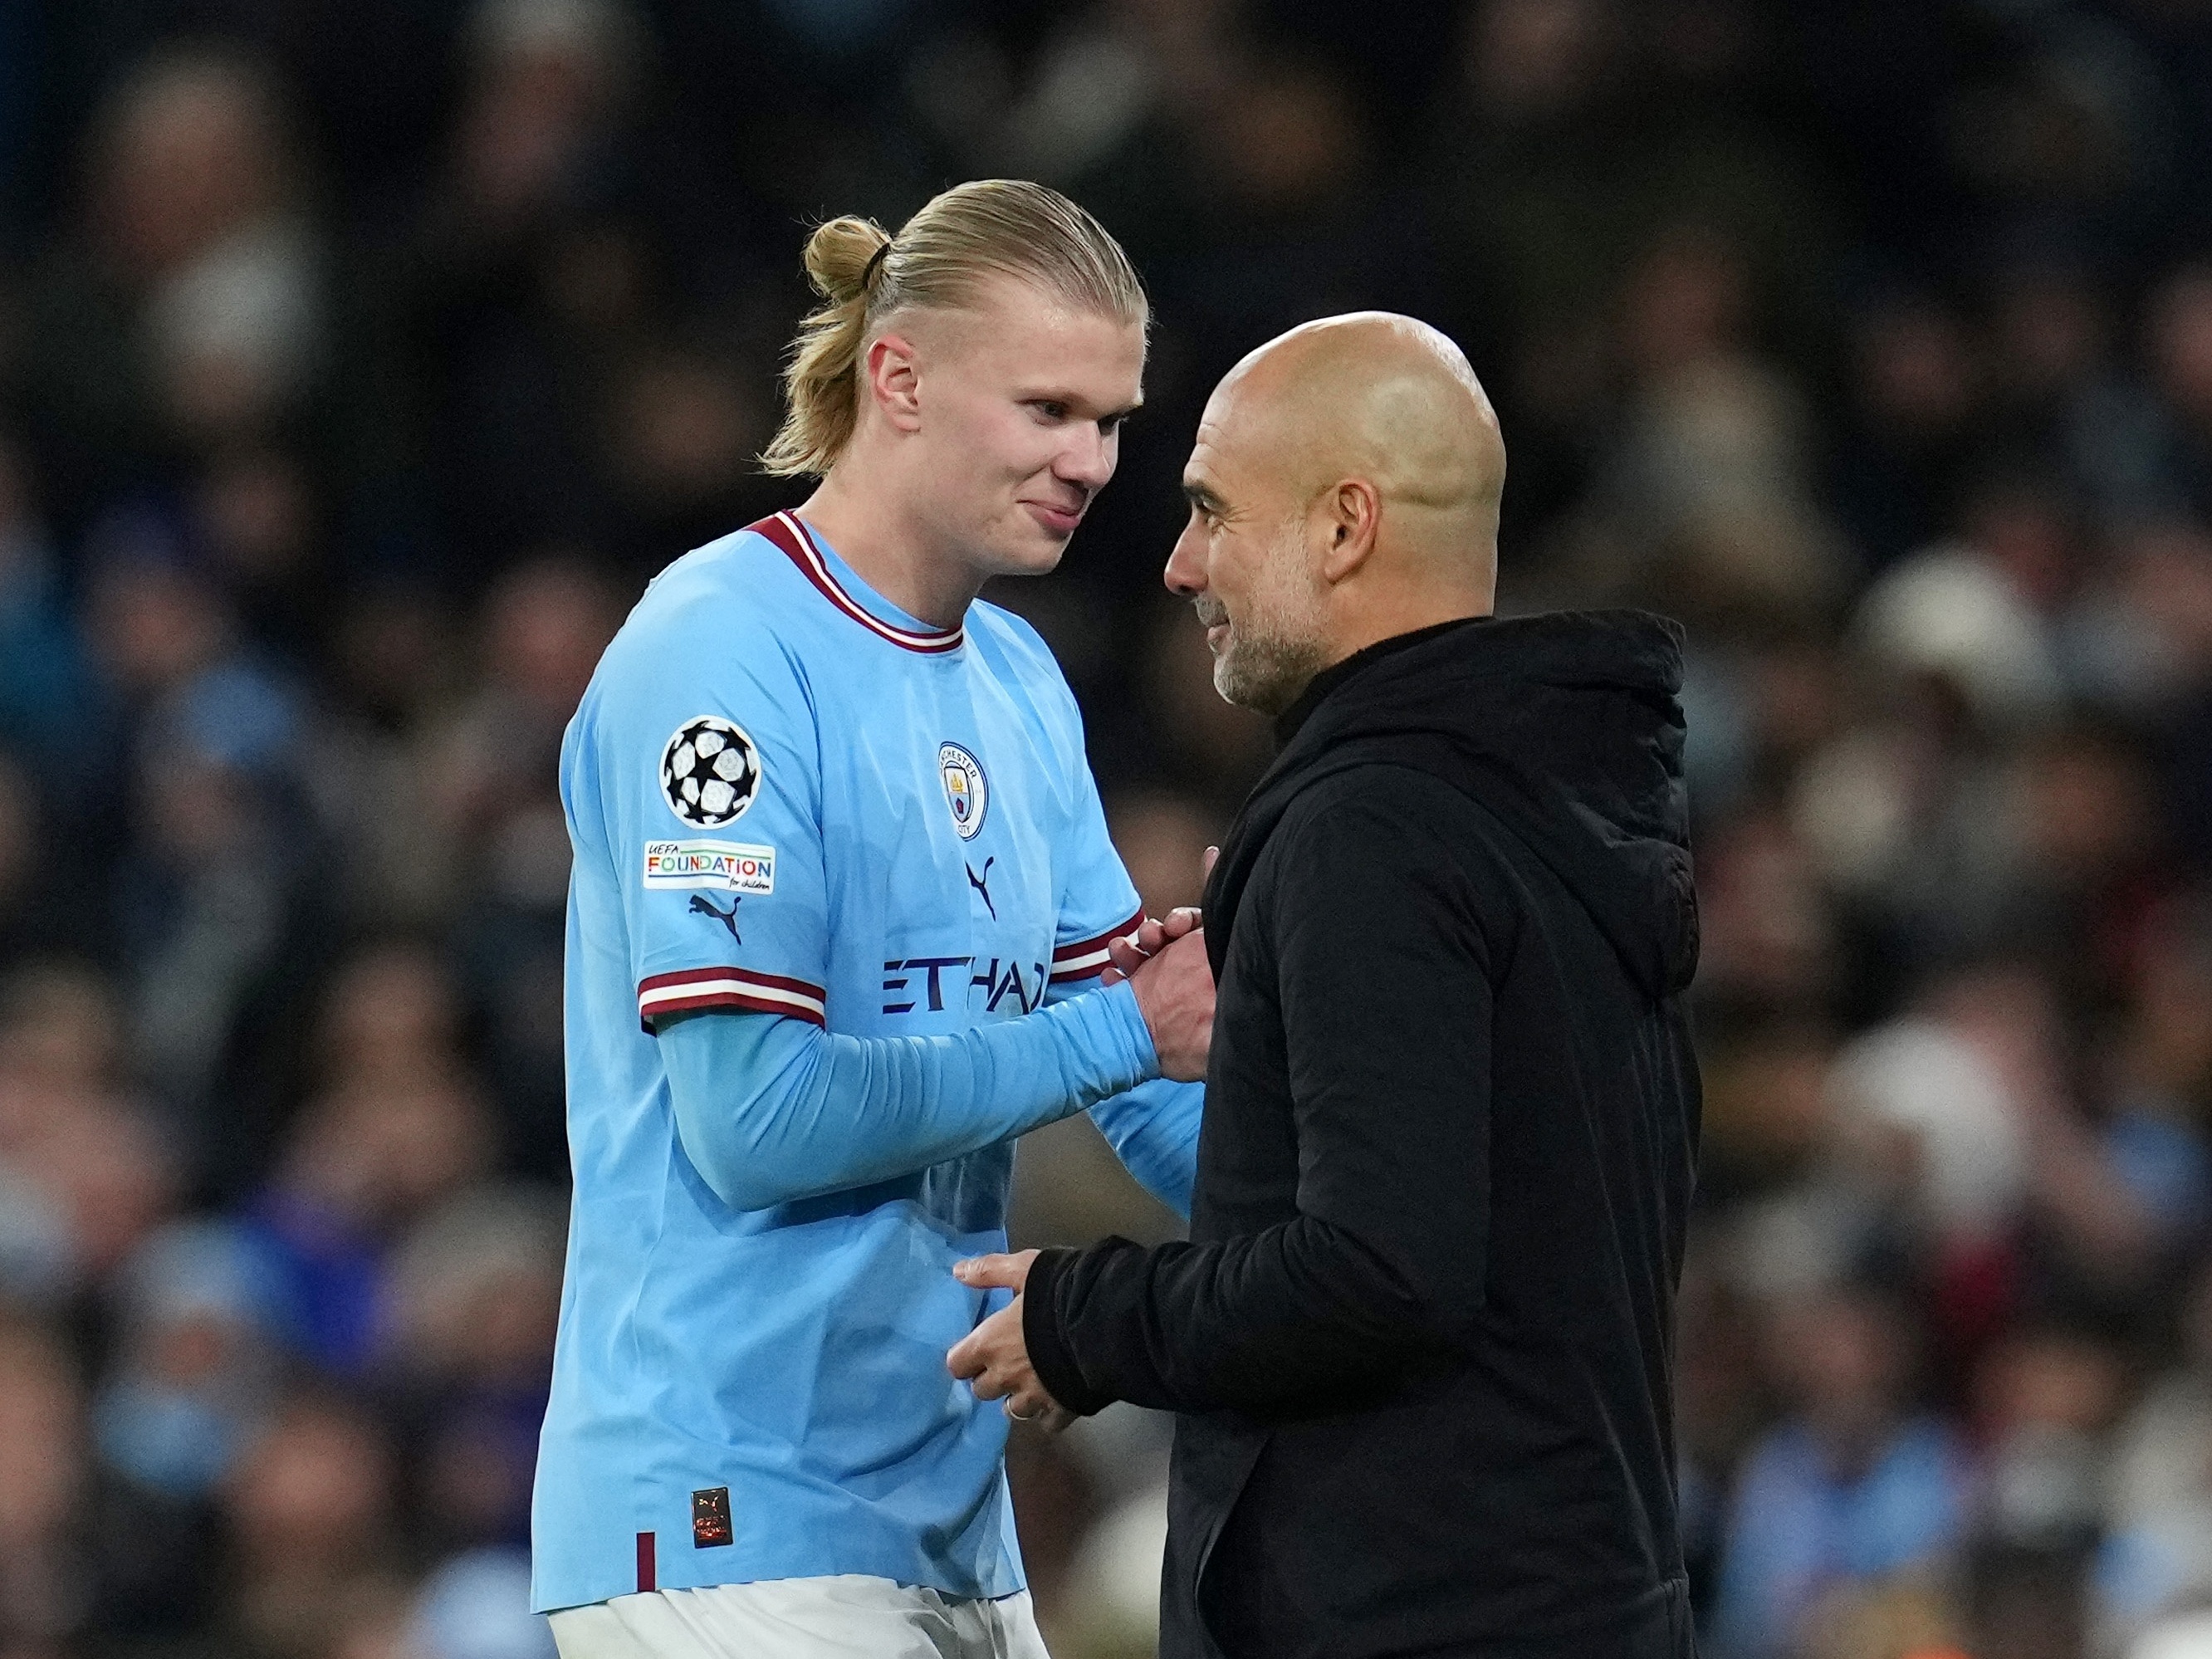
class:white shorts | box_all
[546,1575,1051,1659]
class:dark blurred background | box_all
[8,0,2212,1655]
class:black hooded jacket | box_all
[1023,613,1703,1659]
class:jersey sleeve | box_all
[658,977,1160,1212]
[587,599,830,1031]
[1048,743,1144,992]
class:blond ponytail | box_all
[759,217,893,479]
[761,180,1146,479]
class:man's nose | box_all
[1165,518,1206,597]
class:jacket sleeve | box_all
[657,978,1158,1213]
[1025,775,1498,1416]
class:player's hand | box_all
[1103,906,1202,985]
[947,1251,1074,1432]
[1129,926,1214,1082]
[1102,848,1219,986]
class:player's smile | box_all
[1020,497,1085,536]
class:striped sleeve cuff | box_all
[1050,908,1146,985]
[638,967,827,1030]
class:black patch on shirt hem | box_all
[692,1486,733,1549]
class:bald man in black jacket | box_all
[949,314,1701,1659]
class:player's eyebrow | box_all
[1183,478,1226,515]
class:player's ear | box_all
[865,332,924,433]
[1319,478,1380,584]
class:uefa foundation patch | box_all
[692,1486,733,1549]
[644,840,776,893]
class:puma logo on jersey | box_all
[689,893,742,942]
[966,857,997,920]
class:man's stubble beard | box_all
[1215,626,1329,716]
[1204,536,1329,717]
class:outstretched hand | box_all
[1102,906,1203,985]
[947,1250,1074,1432]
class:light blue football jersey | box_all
[533,511,1152,1613]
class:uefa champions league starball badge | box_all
[939,742,988,840]
[661,716,762,827]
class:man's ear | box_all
[1319,478,1381,584]
[864,332,923,433]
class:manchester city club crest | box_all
[938,742,988,840]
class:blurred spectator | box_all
[1694,1020,1835,1205]
[193,442,334,652]
[1853,520,2063,732]
[1829,290,1986,574]
[0,1317,91,1647]
[95,1220,287,1504]
[302,587,469,938]
[1974,1324,2125,1553]
[1688,805,1836,1016]
[0,962,179,1302]
[432,558,621,1172]
[1674,1250,1769,1620]
[2101,1260,2212,1652]
[451,0,644,235]
[413,556,616,898]
[1578,225,1848,626]
[906,0,1237,204]
[1824,981,2033,1254]
[379,0,691,576]
[18,46,324,516]
[77,508,317,1157]
[89,1219,286,1635]
[235,943,496,1376]
[1712,1284,1970,1658]
[600,340,771,570]
[2133,266,2212,526]
[379,1187,564,1553]
[2088,905,2212,1304]
[220,1392,410,1659]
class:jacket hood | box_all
[1229,610,1699,997]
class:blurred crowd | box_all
[7,0,2212,1656]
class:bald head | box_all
[1167,312,1505,714]
[1214,312,1505,579]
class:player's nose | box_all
[1056,427,1117,492]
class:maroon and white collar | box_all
[750,511,966,655]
